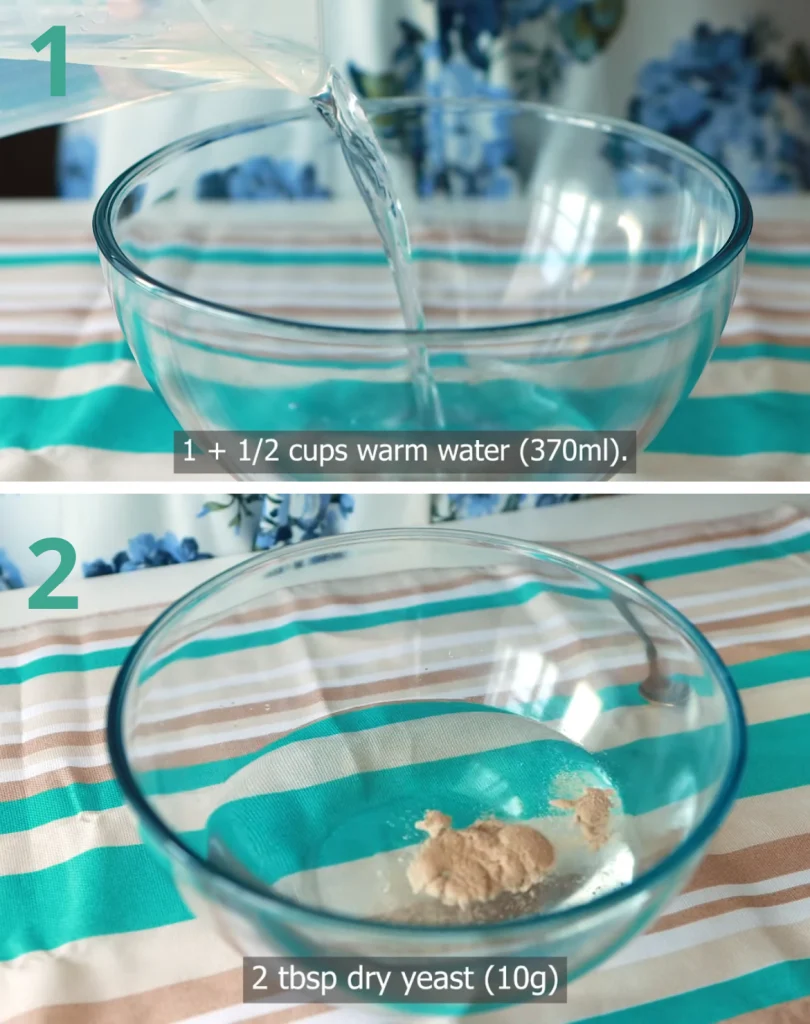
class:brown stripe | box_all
[0,600,167,657]
[2,611,803,768]
[0,330,125,348]
[689,833,810,891]
[0,625,141,659]
[0,764,113,805]
[4,966,331,1024]
[648,833,810,934]
[148,567,523,653]
[720,331,810,350]
[698,601,810,636]
[652,879,810,934]
[134,669,495,746]
[0,219,806,248]
[0,727,107,759]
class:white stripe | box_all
[0,361,152,399]
[666,867,810,916]
[0,634,139,670]
[177,1004,282,1024]
[0,751,109,784]
[0,695,110,725]
[673,576,810,612]
[602,894,810,970]
[0,313,121,336]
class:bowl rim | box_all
[93,96,754,347]
[107,526,748,938]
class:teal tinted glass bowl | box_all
[93,98,753,480]
[108,529,746,1013]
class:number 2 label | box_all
[31,25,67,97]
[28,538,78,610]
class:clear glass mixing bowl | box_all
[93,98,753,481]
[108,529,746,1013]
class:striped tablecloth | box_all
[0,198,809,482]
[3,504,810,1023]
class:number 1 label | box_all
[32,25,67,97]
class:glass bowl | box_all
[107,529,746,1013]
[93,98,753,481]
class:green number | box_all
[28,538,78,610]
[31,25,67,98]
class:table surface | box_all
[3,497,810,1023]
[1,197,810,482]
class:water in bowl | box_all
[206,701,638,924]
[190,7,444,426]
[312,68,445,429]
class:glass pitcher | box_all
[0,0,326,139]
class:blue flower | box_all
[82,533,212,577]
[505,0,556,27]
[449,494,503,518]
[436,0,503,69]
[619,22,810,195]
[338,495,355,516]
[57,134,97,200]
[196,170,230,199]
[254,495,355,549]
[0,549,23,590]
[196,157,331,201]
[83,559,116,579]
[421,57,518,197]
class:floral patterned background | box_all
[60,0,810,200]
[0,493,587,590]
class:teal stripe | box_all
[122,243,702,267]
[738,713,810,799]
[712,343,810,363]
[578,957,810,1024]
[597,725,728,816]
[0,252,98,267]
[747,250,810,267]
[621,532,810,582]
[0,242,788,271]
[193,723,724,882]
[194,735,607,880]
[0,845,191,961]
[0,645,133,687]
[1,781,124,837]
[0,708,795,959]
[133,674,699,800]
[0,705,800,958]
[650,393,810,456]
[0,341,132,369]
[6,243,797,273]
[732,651,810,689]
[0,389,176,453]
[2,648,799,837]
[7,337,802,373]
